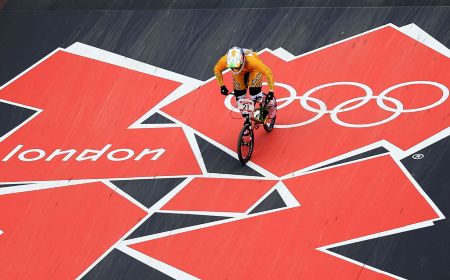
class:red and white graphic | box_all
[161,24,450,177]
[0,182,146,279]
[161,177,278,213]
[0,23,448,279]
[129,156,439,279]
[0,50,202,183]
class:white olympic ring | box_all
[275,96,327,128]
[331,95,403,128]
[223,80,449,128]
[301,82,374,113]
[224,95,240,113]
[377,81,449,113]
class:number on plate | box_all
[237,99,254,114]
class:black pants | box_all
[234,73,262,99]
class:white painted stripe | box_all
[0,179,98,196]
[103,180,149,212]
[0,48,63,91]
[319,249,407,280]
[397,23,450,58]
[392,156,446,220]
[181,126,208,175]
[157,209,243,218]
[275,180,301,207]
[117,245,200,280]
[281,128,448,180]
[271,47,296,61]
[0,172,276,193]
[245,182,280,214]
[130,123,181,129]
[194,173,275,180]
[244,180,301,214]
[0,48,61,142]
[317,220,438,280]
[0,176,193,193]
[319,220,435,251]
[0,48,59,143]
[0,98,41,112]
[280,141,388,179]
[129,82,202,129]
[291,130,449,180]
[378,140,407,159]
[282,153,388,180]
[124,202,297,246]
[398,127,450,160]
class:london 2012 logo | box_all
[0,23,448,279]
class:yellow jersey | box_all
[214,49,274,91]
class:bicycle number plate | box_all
[237,99,254,114]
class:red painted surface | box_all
[131,156,439,279]
[0,25,447,279]
[0,51,201,182]
[0,182,146,279]
[161,26,450,176]
[161,178,277,212]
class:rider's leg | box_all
[233,89,247,101]
[248,71,263,102]
[232,74,251,127]
[249,87,263,103]
[232,72,247,100]
[235,89,251,127]
[250,86,268,121]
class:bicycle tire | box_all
[263,96,277,132]
[237,124,254,165]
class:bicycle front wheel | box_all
[237,124,254,165]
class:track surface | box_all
[0,2,449,279]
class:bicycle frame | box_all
[237,95,270,128]
[235,93,276,165]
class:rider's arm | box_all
[252,56,274,91]
[213,55,228,87]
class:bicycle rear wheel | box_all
[237,124,254,165]
[263,96,277,132]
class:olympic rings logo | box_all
[224,81,449,128]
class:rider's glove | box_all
[220,86,229,96]
[267,91,274,101]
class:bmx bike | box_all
[236,93,277,165]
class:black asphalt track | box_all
[0,1,449,279]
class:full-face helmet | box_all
[226,46,245,74]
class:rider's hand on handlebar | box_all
[267,91,274,101]
[220,86,229,96]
